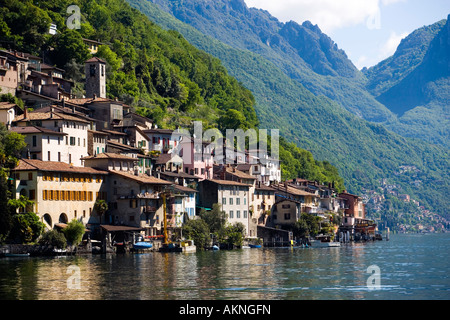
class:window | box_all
[229,198,233,205]
[47,136,50,144]
[70,137,75,146]
[244,210,248,218]
[58,152,61,162]
[222,198,226,205]
[244,198,246,205]
[236,210,240,218]
[28,173,32,180]
[282,204,291,209]
[32,136,37,147]
[236,198,240,205]
[229,210,234,218]
[43,190,47,200]
[284,213,291,220]
[48,151,51,161]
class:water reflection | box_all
[1,234,449,300]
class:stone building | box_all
[85,57,106,99]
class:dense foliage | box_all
[0,122,28,242]
[0,0,346,190]
[133,0,449,218]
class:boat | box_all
[5,253,30,257]
[180,240,196,253]
[133,242,153,250]
[249,244,262,248]
[212,245,220,251]
[310,235,341,248]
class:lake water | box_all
[0,233,449,300]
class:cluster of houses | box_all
[0,47,374,246]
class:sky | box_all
[244,0,450,69]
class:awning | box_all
[100,225,145,232]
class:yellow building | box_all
[13,159,108,229]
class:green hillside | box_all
[0,0,345,191]
[128,0,449,217]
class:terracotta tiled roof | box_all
[173,185,198,193]
[109,170,172,185]
[10,125,67,135]
[205,179,250,187]
[271,184,318,197]
[13,111,89,123]
[225,167,256,180]
[66,97,117,106]
[14,159,108,174]
[85,57,106,64]
[81,153,137,161]
[0,102,19,110]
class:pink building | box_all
[178,136,213,181]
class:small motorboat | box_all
[310,235,341,248]
[5,253,30,257]
[249,244,262,248]
[212,245,220,251]
[133,242,153,250]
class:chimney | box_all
[23,107,28,120]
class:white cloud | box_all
[379,31,409,58]
[244,0,406,33]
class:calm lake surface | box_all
[1,233,449,300]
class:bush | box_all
[39,230,67,249]
[182,219,210,250]
[63,220,86,246]
[9,212,44,244]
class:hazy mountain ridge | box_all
[365,16,449,147]
[146,0,393,123]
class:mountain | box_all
[364,17,449,147]
[141,0,394,123]
[127,0,450,217]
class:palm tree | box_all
[94,199,108,224]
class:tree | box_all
[199,203,227,234]
[182,219,210,250]
[218,109,248,131]
[224,223,246,248]
[94,199,108,224]
[9,212,44,244]
[63,220,85,247]
[49,29,90,68]
[293,213,321,238]
[39,229,67,249]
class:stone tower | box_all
[85,57,106,99]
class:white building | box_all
[12,109,90,167]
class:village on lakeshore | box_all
[0,45,414,256]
